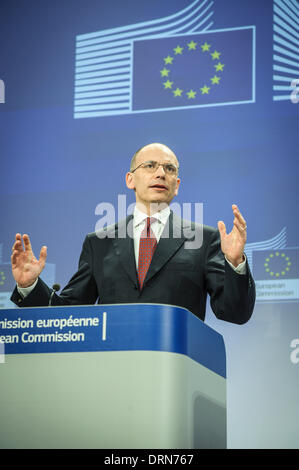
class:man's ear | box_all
[174,177,181,196]
[126,172,135,190]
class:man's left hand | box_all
[217,204,247,267]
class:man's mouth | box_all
[150,184,168,191]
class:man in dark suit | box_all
[11,143,255,324]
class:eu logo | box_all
[132,28,255,113]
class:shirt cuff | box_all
[17,278,38,298]
[225,255,247,274]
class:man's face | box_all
[126,143,180,212]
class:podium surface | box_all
[0,304,226,448]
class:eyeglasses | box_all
[131,160,179,175]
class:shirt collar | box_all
[133,204,170,228]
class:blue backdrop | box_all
[1,0,299,448]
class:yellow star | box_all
[173,87,183,97]
[174,45,183,55]
[210,75,220,85]
[160,68,170,77]
[215,62,225,72]
[200,85,210,94]
[164,55,173,65]
[187,40,197,50]
[211,50,221,60]
[163,80,173,89]
[201,42,211,52]
[187,89,197,99]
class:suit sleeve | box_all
[10,236,99,307]
[205,229,255,324]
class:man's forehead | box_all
[137,144,177,163]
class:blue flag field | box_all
[132,27,255,112]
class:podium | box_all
[0,304,226,449]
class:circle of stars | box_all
[264,252,292,277]
[160,40,225,100]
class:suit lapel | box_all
[112,215,138,287]
[144,211,186,285]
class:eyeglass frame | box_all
[130,160,179,175]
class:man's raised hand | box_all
[11,233,47,288]
[217,204,247,267]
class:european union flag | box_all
[252,249,299,281]
[132,27,255,112]
[0,263,15,292]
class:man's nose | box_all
[155,164,166,177]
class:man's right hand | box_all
[11,233,47,288]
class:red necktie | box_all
[138,217,157,290]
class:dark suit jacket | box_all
[11,212,255,324]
